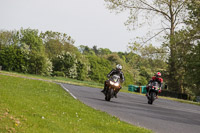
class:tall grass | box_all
[0,74,152,133]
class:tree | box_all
[92,45,99,55]
[186,43,200,95]
[128,43,167,72]
[52,52,78,78]
[76,59,88,80]
[98,48,112,55]
[44,39,63,59]
[78,45,96,55]
[105,0,188,90]
[0,30,19,49]
[0,45,28,72]
[87,55,112,83]
[106,53,124,65]
[40,31,75,45]
[20,28,51,75]
[164,0,200,94]
[184,0,200,95]
[41,31,81,59]
[186,0,200,34]
[105,0,187,35]
[127,42,168,85]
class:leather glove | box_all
[158,89,161,93]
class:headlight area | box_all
[110,81,119,86]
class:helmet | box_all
[156,72,161,77]
[116,64,122,70]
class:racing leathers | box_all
[146,76,163,98]
[101,69,125,97]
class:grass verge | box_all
[0,74,152,133]
[1,70,199,106]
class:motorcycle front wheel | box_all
[105,88,114,101]
[148,92,156,104]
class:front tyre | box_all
[105,95,110,101]
[148,92,155,104]
[105,89,112,101]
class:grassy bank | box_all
[0,71,130,92]
[1,70,199,106]
[0,74,152,133]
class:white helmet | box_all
[116,64,122,70]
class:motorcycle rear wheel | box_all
[148,100,152,104]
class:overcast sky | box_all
[0,0,162,52]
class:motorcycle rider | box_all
[146,72,163,98]
[101,64,125,98]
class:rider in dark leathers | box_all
[101,64,125,98]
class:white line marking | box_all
[60,83,77,100]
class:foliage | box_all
[123,71,134,86]
[104,0,188,31]
[127,43,167,85]
[184,0,200,95]
[41,31,80,59]
[79,45,96,55]
[79,45,112,56]
[87,55,112,83]
[106,53,124,66]
[76,59,88,80]
[104,0,191,92]
[163,0,200,94]
[186,43,200,95]
[0,29,52,75]
[0,20,199,96]
[0,31,16,49]
[52,52,77,77]
[44,39,63,59]
[20,28,52,75]
[0,45,28,72]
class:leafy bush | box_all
[52,71,66,77]
[87,55,112,83]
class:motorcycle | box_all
[147,81,160,104]
[105,75,121,101]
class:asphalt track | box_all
[61,83,200,133]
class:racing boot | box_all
[114,93,117,98]
[114,89,120,98]
[101,83,107,95]
[101,88,106,94]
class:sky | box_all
[0,0,162,52]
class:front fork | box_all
[147,90,158,99]
[107,86,120,95]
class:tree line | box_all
[0,28,166,86]
[104,0,200,97]
[0,0,199,97]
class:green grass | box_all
[0,74,152,133]
[0,71,103,89]
[0,71,130,93]
[158,96,200,106]
[1,70,200,106]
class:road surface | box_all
[61,83,200,133]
